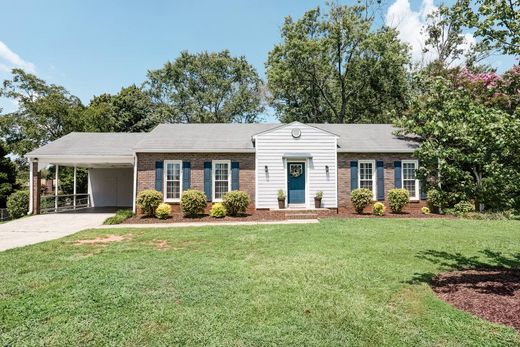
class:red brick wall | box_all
[337,153,426,213]
[136,153,255,212]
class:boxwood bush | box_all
[180,189,207,217]
[351,188,373,214]
[453,201,475,215]
[372,202,385,216]
[388,188,409,213]
[155,203,171,219]
[210,203,226,218]
[222,190,250,216]
[7,190,29,219]
[136,189,163,216]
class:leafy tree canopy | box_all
[266,4,410,123]
[0,141,18,207]
[145,50,265,123]
[0,69,86,156]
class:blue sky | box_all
[0,0,516,120]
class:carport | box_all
[25,132,147,214]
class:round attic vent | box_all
[291,128,301,138]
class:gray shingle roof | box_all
[26,123,418,157]
[26,132,147,157]
[132,123,276,152]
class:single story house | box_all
[25,122,425,214]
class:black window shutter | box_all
[376,160,384,200]
[394,161,402,188]
[231,161,239,190]
[155,161,163,192]
[182,161,191,191]
[204,161,212,201]
[350,161,358,191]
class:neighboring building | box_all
[25,122,424,214]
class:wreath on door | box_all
[290,164,302,178]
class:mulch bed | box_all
[124,211,286,224]
[431,269,520,331]
[331,211,450,219]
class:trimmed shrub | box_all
[453,201,475,214]
[6,190,29,219]
[222,190,250,216]
[155,203,171,219]
[388,188,409,213]
[372,202,385,216]
[104,209,133,225]
[421,206,430,215]
[427,189,443,212]
[180,189,207,217]
[136,189,163,216]
[277,190,286,200]
[315,191,323,199]
[351,188,373,214]
[210,203,226,218]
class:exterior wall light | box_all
[325,165,329,173]
[265,165,268,173]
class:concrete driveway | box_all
[0,212,115,251]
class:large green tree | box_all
[145,50,264,123]
[266,4,410,123]
[84,85,155,132]
[396,71,520,212]
[457,0,519,55]
[0,69,86,156]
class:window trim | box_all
[163,160,183,202]
[402,159,420,200]
[358,160,377,200]
[212,160,231,202]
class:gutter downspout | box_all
[28,159,33,215]
[132,153,137,214]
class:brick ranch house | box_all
[25,122,426,215]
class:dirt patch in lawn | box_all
[74,234,131,245]
[431,269,520,331]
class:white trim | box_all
[133,149,255,153]
[28,159,33,215]
[402,159,420,200]
[212,160,231,202]
[252,121,339,139]
[163,160,183,202]
[358,160,377,200]
[132,154,137,213]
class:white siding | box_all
[255,123,337,208]
[88,168,133,207]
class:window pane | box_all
[403,180,416,197]
[215,163,228,181]
[360,180,373,191]
[166,181,180,199]
[215,181,228,200]
[403,162,416,180]
[167,163,180,180]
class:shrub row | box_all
[351,188,410,214]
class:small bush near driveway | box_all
[136,190,163,216]
[6,190,29,219]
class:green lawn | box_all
[1,219,519,346]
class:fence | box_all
[40,194,91,214]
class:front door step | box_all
[285,213,318,220]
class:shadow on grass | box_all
[407,249,520,287]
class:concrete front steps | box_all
[282,208,334,220]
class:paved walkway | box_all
[98,219,319,229]
[0,212,114,251]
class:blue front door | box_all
[287,162,305,204]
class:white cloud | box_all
[385,0,474,66]
[0,41,35,73]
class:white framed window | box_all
[402,159,420,200]
[358,160,376,200]
[212,160,231,201]
[164,160,182,202]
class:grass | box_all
[1,219,519,346]
[103,209,133,225]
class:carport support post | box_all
[73,165,77,209]
[55,164,59,212]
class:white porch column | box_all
[55,164,59,211]
[28,159,33,215]
[132,154,137,213]
[73,165,77,209]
